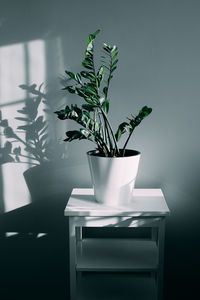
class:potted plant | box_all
[0,84,69,201]
[55,29,152,205]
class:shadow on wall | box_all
[0,50,90,298]
[0,82,91,204]
[0,85,90,299]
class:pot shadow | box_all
[0,194,70,300]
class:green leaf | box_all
[85,29,100,55]
[103,47,110,53]
[102,100,109,114]
[115,122,129,141]
[115,128,122,142]
[82,104,96,112]
[112,50,118,60]
[111,65,117,73]
[85,97,96,105]
[92,29,100,38]
[112,59,118,67]
[103,87,108,96]
[65,86,77,94]
[82,60,93,70]
[80,128,91,138]
[65,70,75,79]
[83,111,91,119]
[101,64,109,71]
[80,71,96,81]
[64,130,90,142]
[84,85,97,96]
[129,106,152,129]
[97,66,104,76]
[111,45,117,53]
[75,73,82,84]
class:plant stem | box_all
[100,108,119,156]
[102,113,113,152]
[122,129,134,156]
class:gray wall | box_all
[1,0,200,299]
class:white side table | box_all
[65,188,170,300]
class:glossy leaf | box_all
[65,70,75,79]
[82,104,96,111]
[115,122,129,141]
[130,106,152,129]
[64,86,77,94]
[64,129,91,142]
[102,100,109,114]
[75,73,82,84]
[112,59,118,67]
[80,71,96,81]
[111,65,117,73]
[92,29,100,38]
[103,87,108,96]
[82,60,93,70]
[112,48,118,59]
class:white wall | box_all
[0,0,200,296]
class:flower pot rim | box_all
[87,149,140,158]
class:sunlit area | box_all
[0,43,26,103]
[0,39,46,212]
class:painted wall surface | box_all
[0,0,200,299]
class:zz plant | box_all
[55,29,152,157]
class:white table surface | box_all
[65,188,170,217]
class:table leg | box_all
[157,218,165,300]
[69,217,77,300]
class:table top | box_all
[64,188,170,217]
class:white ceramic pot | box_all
[87,149,141,205]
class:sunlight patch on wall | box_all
[0,39,46,212]
[27,39,46,117]
[28,40,46,86]
[0,43,26,103]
